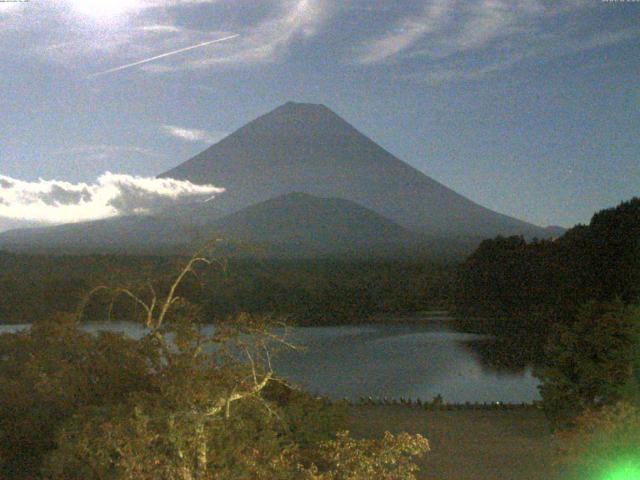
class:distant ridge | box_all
[209,192,417,256]
[161,101,551,238]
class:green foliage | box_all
[40,318,346,480]
[454,197,640,370]
[169,258,454,324]
[263,381,348,449]
[0,253,176,323]
[555,401,640,480]
[535,301,640,429]
[38,317,423,480]
[0,316,155,478]
[456,234,570,318]
[580,198,640,302]
[43,397,290,480]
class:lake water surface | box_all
[0,315,540,403]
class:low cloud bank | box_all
[0,172,224,225]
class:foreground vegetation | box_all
[0,254,430,480]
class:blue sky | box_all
[0,0,638,230]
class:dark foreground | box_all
[348,405,561,480]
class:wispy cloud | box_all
[3,0,636,81]
[355,0,451,65]
[405,27,640,85]
[354,0,639,83]
[455,0,521,50]
[161,125,225,143]
[138,24,182,34]
[354,0,552,64]
[0,172,224,224]
[0,3,24,14]
[167,0,330,70]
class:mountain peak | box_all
[279,101,330,111]
[224,101,357,142]
[267,101,343,120]
[161,103,549,238]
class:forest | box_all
[0,254,456,326]
[453,198,640,364]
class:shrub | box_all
[535,301,640,428]
[43,397,291,480]
[299,430,429,480]
[0,316,154,478]
[556,401,640,479]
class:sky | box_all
[0,0,639,231]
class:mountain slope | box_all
[0,193,427,257]
[209,192,417,255]
[161,101,548,238]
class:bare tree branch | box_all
[156,256,212,330]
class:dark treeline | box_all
[0,254,456,325]
[0,254,175,324]
[454,197,640,365]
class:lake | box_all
[0,313,540,403]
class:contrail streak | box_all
[88,34,240,78]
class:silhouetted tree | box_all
[536,301,640,429]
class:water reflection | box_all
[0,319,541,403]
[270,322,540,403]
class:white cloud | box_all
[355,0,543,64]
[161,125,225,143]
[455,0,519,51]
[4,0,636,81]
[354,0,542,64]
[0,3,25,14]
[0,172,224,225]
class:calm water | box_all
[0,315,540,403]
